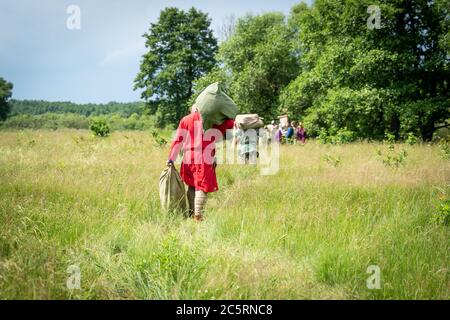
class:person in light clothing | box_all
[234,125,259,165]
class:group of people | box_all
[167,105,308,222]
[267,120,307,145]
[234,119,308,165]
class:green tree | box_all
[193,13,298,119]
[189,67,232,106]
[281,0,450,141]
[134,7,218,127]
[437,0,450,54]
[0,77,13,121]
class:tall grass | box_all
[0,130,448,299]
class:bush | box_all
[438,139,450,160]
[90,119,110,137]
[431,199,450,226]
[317,129,329,144]
[333,128,357,144]
[405,133,419,145]
[150,130,168,147]
[376,135,408,167]
[323,153,341,167]
[318,128,357,144]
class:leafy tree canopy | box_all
[193,13,299,120]
[0,77,13,121]
[281,0,450,141]
[134,7,218,127]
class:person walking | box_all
[296,122,307,144]
[285,122,294,144]
[167,105,234,222]
[235,126,259,165]
[274,124,282,144]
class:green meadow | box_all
[0,130,449,299]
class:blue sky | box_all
[0,0,308,103]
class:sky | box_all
[0,0,308,103]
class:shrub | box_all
[317,129,329,144]
[377,134,408,167]
[431,199,450,226]
[380,149,407,167]
[150,130,167,147]
[438,139,450,160]
[405,133,419,145]
[333,128,357,144]
[90,119,110,137]
[385,133,396,144]
[323,153,341,167]
[318,128,357,145]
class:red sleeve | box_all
[168,119,186,162]
[213,119,235,137]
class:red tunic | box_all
[168,112,234,193]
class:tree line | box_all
[9,100,148,117]
[1,113,157,131]
[135,0,450,141]
[0,90,157,130]
[1,1,449,140]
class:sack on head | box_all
[235,114,264,130]
[195,82,238,130]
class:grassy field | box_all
[0,129,449,299]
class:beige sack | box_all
[235,114,264,130]
[159,165,188,214]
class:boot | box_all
[193,214,204,222]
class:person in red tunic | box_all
[167,105,235,222]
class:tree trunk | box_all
[389,115,401,139]
[420,121,435,141]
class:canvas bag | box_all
[159,165,187,214]
[195,82,238,130]
[235,114,264,130]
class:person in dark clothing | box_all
[295,122,307,144]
